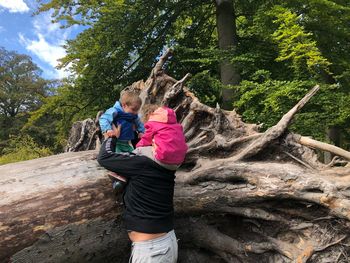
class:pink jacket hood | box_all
[136,106,188,165]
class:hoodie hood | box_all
[148,106,177,124]
[113,101,123,112]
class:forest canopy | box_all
[1,0,350,163]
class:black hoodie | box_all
[97,138,175,233]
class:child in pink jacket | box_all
[108,105,187,196]
[135,105,188,170]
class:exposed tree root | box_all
[232,85,319,161]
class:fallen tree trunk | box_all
[0,151,128,262]
[1,50,350,263]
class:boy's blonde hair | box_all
[120,90,142,109]
[141,104,159,123]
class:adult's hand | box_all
[104,130,115,139]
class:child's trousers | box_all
[133,146,180,171]
[115,140,134,153]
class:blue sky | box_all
[0,0,83,79]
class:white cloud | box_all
[0,0,29,13]
[19,12,73,79]
[18,32,65,69]
[33,12,61,35]
[19,32,69,79]
[42,67,70,80]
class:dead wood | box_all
[1,51,350,263]
[296,135,350,162]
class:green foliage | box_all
[285,0,350,86]
[235,80,350,142]
[33,0,220,140]
[230,1,350,147]
[0,47,56,154]
[37,0,215,109]
[234,80,312,129]
[34,0,350,150]
[269,6,331,78]
[0,47,49,118]
[187,71,222,107]
[0,135,52,165]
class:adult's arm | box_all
[97,138,148,179]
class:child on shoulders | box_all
[99,90,145,192]
[135,105,188,170]
[99,90,144,151]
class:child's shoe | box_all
[108,172,127,195]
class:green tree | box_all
[232,2,350,147]
[0,47,55,154]
[37,0,242,108]
[0,47,47,117]
[36,0,350,148]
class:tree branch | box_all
[232,85,320,161]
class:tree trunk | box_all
[2,51,350,263]
[215,0,240,110]
[0,151,129,262]
[327,126,341,147]
[324,126,342,164]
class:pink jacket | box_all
[136,106,188,164]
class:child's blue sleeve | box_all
[99,107,116,133]
[135,117,145,133]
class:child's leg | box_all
[108,172,127,183]
[133,146,154,160]
[115,141,123,153]
[134,146,180,170]
[108,172,127,194]
[116,140,134,153]
[112,143,127,192]
[111,141,134,194]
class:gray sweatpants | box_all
[129,230,178,263]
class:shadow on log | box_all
[1,49,350,263]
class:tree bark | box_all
[324,127,342,164]
[1,51,350,263]
[327,127,341,147]
[215,0,240,109]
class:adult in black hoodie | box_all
[97,137,178,262]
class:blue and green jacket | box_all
[99,101,145,141]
